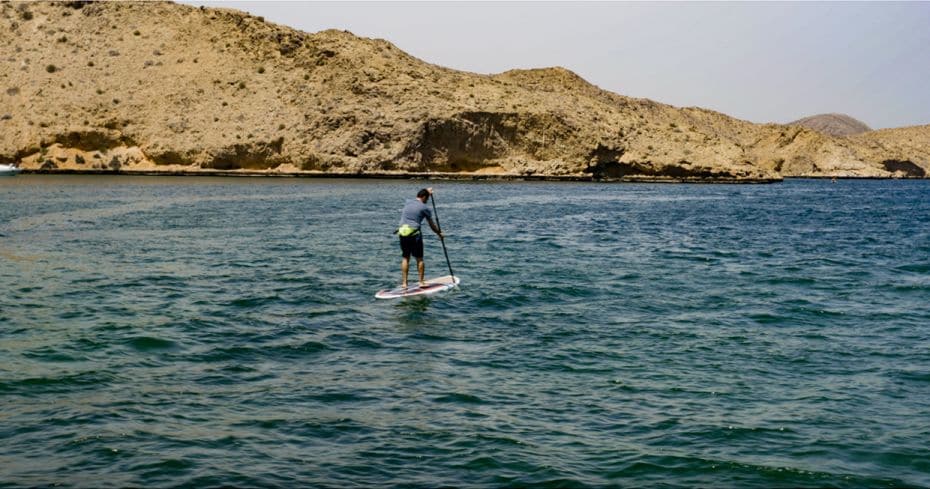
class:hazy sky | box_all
[184,1,930,129]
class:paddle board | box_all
[375,275,460,299]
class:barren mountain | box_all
[790,113,872,137]
[2,1,928,180]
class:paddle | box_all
[430,190,455,281]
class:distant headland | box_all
[1,1,927,181]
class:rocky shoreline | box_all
[24,167,928,182]
[2,1,928,182]
[17,167,784,184]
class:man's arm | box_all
[425,217,444,240]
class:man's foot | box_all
[419,281,427,287]
[400,282,408,289]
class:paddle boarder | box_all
[397,188,444,288]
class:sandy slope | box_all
[1,1,927,180]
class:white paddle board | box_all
[375,275,460,299]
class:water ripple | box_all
[1,177,929,487]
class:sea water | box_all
[1,176,928,488]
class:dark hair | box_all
[417,189,430,200]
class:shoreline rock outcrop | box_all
[1,1,927,181]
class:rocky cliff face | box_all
[2,1,928,180]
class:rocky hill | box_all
[1,1,928,180]
[790,113,872,137]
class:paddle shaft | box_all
[430,193,455,280]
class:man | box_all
[397,188,444,288]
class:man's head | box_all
[417,188,430,202]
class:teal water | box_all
[1,176,929,488]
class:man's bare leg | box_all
[401,257,410,288]
[417,257,426,286]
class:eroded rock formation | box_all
[1,1,928,180]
